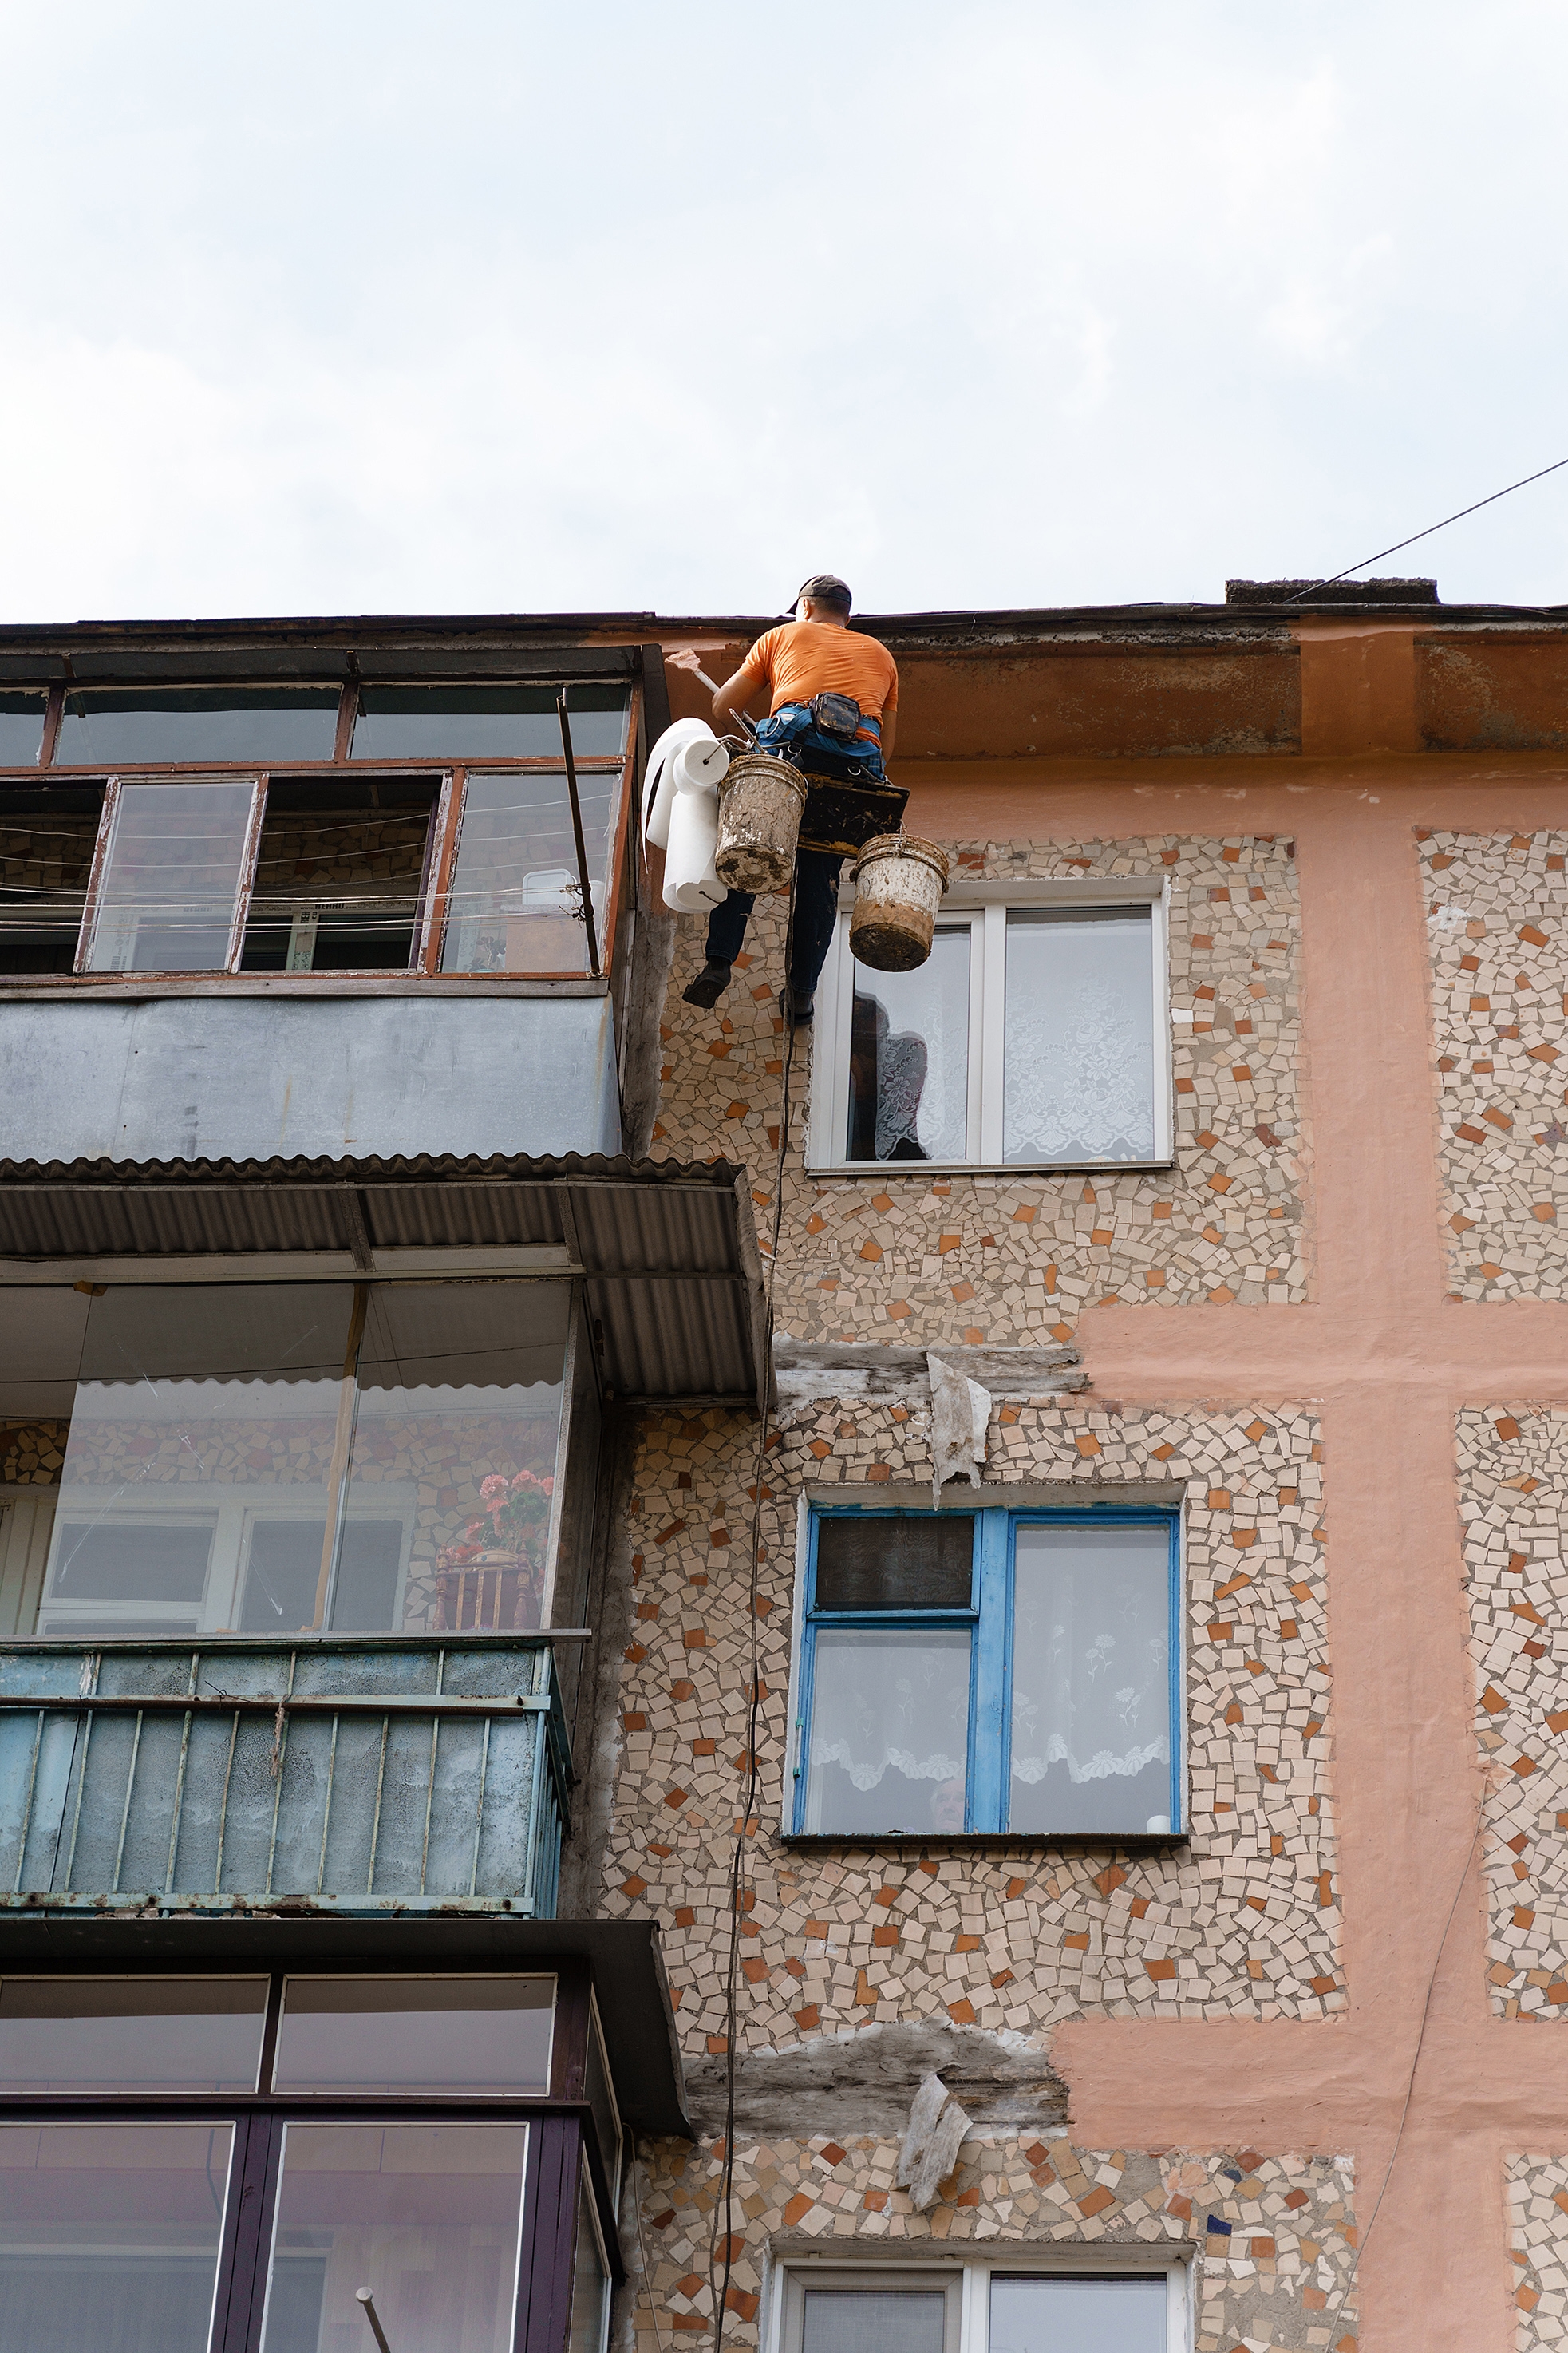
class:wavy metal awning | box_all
[0,1151,765,1407]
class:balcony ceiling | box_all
[0,1151,766,1407]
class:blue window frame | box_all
[792,1506,1183,1838]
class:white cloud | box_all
[0,0,1564,618]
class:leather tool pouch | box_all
[808,690,862,741]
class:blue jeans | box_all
[702,706,884,996]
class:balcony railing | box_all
[0,1635,571,1916]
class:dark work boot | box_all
[683,959,731,1009]
[780,986,814,1026]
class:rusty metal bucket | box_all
[714,753,808,893]
[848,835,951,971]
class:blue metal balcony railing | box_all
[0,1637,571,1916]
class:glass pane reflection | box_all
[353,684,629,761]
[83,778,256,972]
[846,925,969,1161]
[0,2120,232,2353]
[1003,907,1155,1162]
[989,2272,1167,2353]
[0,1978,266,2094]
[274,1977,554,2097]
[57,689,338,767]
[802,2290,946,2353]
[440,771,617,975]
[0,694,45,767]
[33,1281,571,1639]
[259,2122,527,2353]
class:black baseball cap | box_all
[791,574,852,613]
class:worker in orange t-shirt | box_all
[683,574,899,1023]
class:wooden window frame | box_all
[34,679,642,984]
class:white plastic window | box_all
[808,882,1171,1171]
[772,2262,1189,2353]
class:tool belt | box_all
[808,690,866,742]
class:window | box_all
[0,1971,610,2353]
[272,1976,554,2097]
[809,884,1171,1170]
[352,682,630,761]
[792,1509,1182,1838]
[0,783,105,973]
[778,2263,1187,2353]
[56,688,342,767]
[0,678,635,980]
[0,692,46,767]
[0,1977,268,2094]
[32,1279,571,1639]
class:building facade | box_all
[1,587,1566,2349]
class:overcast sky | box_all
[3,0,1566,623]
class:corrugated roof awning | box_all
[0,1152,765,1408]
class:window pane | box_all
[847,925,969,1161]
[259,2122,527,2353]
[57,687,339,766]
[83,777,256,972]
[353,683,630,761]
[989,2273,1167,2353]
[346,1282,567,1634]
[1009,1524,1173,1835]
[272,1976,554,2096]
[584,2007,622,2201]
[0,692,46,767]
[804,1627,970,1834]
[0,1978,267,2093]
[1003,907,1155,1162]
[439,771,617,975]
[0,2121,232,2353]
[239,780,436,971]
[38,1284,355,1637]
[569,2169,609,2353]
[803,2291,946,2353]
[0,785,104,973]
[814,1515,974,1612]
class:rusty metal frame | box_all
[556,695,600,978]
[38,685,64,767]
[332,681,358,761]
[415,768,464,975]
[225,773,270,971]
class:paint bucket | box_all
[714,754,808,893]
[848,835,951,971]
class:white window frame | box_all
[808,876,1173,1173]
[768,2253,1192,2353]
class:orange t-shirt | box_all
[737,622,899,739]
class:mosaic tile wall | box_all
[1507,2154,1568,2347]
[1459,1406,1568,2015]
[0,1424,64,1484]
[598,1399,1337,2040]
[650,835,1306,1339]
[622,2136,1358,2353]
[1422,830,1568,1301]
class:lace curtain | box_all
[1008,1525,1171,1833]
[804,1627,970,1833]
[1003,908,1154,1162]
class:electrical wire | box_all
[633,2143,670,2353]
[707,883,800,2353]
[1314,1797,1487,2343]
[1283,457,1568,603]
